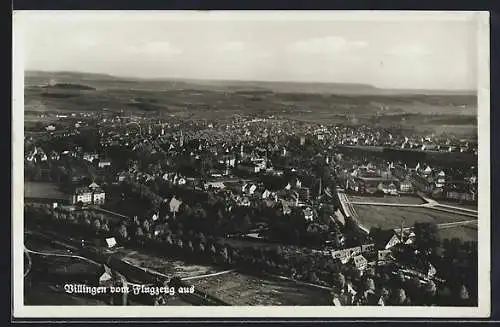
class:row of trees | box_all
[25,203,475,306]
[109,179,361,248]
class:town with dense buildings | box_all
[24,106,478,307]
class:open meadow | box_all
[347,195,425,205]
[189,271,332,306]
[438,225,478,242]
[24,182,68,202]
[353,205,473,229]
[115,246,331,305]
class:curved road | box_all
[24,250,33,278]
[24,246,149,289]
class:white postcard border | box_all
[12,10,491,319]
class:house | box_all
[385,234,401,249]
[371,229,401,250]
[71,187,93,205]
[279,190,299,207]
[117,173,127,182]
[206,181,226,190]
[238,196,251,207]
[303,207,314,221]
[238,162,260,174]
[92,187,106,205]
[377,182,398,195]
[444,182,476,202]
[251,158,267,171]
[98,159,112,169]
[399,177,414,193]
[281,202,292,215]
[435,171,446,188]
[423,165,433,176]
[421,143,438,151]
[83,153,99,163]
[352,255,368,271]
[248,184,258,195]
[89,182,100,190]
[50,151,60,161]
[98,265,113,286]
[296,187,311,201]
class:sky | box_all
[16,11,480,90]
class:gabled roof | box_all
[89,182,100,189]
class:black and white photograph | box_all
[12,11,490,318]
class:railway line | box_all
[25,230,231,306]
[25,224,332,306]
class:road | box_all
[337,191,369,233]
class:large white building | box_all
[72,187,93,205]
[71,182,106,205]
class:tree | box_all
[392,288,410,306]
[423,280,437,305]
[458,284,471,306]
[413,222,439,257]
[405,276,422,305]
[118,224,128,240]
[101,221,110,233]
[240,215,252,232]
[93,219,101,231]
[143,219,151,233]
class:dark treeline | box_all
[25,204,477,307]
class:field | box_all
[438,225,478,242]
[353,205,473,230]
[113,247,331,305]
[116,249,221,279]
[190,271,331,306]
[348,195,424,205]
[24,182,68,201]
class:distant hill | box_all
[25,70,476,96]
[42,83,96,91]
[23,70,477,120]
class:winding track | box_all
[342,191,478,230]
[24,246,147,288]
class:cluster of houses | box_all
[342,160,477,203]
[345,162,408,196]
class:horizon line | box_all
[25,69,478,94]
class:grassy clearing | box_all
[438,225,477,242]
[348,195,424,205]
[117,249,221,279]
[115,248,331,305]
[24,182,68,201]
[353,205,472,230]
[190,271,331,306]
